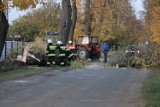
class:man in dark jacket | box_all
[103,41,109,63]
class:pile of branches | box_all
[115,54,149,69]
[115,44,160,69]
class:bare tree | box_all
[68,0,77,44]
[59,0,72,45]
[84,0,91,36]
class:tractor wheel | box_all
[95,52,101,60]
[77,47,89,60]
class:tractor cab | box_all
[76,36,99,45]
[76,36,101,60]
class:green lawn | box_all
[141,69,160,107]
[0,66,61,83]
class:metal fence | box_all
[0,41,25,61]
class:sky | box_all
[8,4,42,24]
[8,8,30,24]
[130,0,145,19]
[8,0,145,24]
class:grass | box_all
[0,59,88,83]
[0,66,62,83]
[141,68,160,107]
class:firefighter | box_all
[56,41,67,65]
[46,39,57,66]
[66,40,76,62]
[68,40,72,45]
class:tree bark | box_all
[59,0,72,45]
[84,0,91,36]
[0,11,9,58]
[68,0,77,44]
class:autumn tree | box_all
[149,0,160,44]
[143,0,160,67]
[143,0,160,44]
[75,0,137,46]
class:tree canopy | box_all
[74,0,138,46]
[0,0,44,11]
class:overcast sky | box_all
[130,0,144,19]
[8,0,145,24]
[8,4,41,24]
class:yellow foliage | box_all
[75,0,134,44]
[0,0,44,11]
[149,1,160,44]
[12,0,37,10]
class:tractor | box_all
[75,36,101,60]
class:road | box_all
[0,61,148,107]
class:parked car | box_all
[125,45,141,58]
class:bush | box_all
[0,49,26,71]
[115,53,151,68]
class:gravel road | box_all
[0,60,148,107]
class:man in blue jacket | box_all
[103,41,109,63]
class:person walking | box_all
[103,41,109,63]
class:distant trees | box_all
[8,2,61,41]
[9,18,41,41]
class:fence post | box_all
[17,42,19,52]
[5,41,7,60]
[11,41,13,51]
